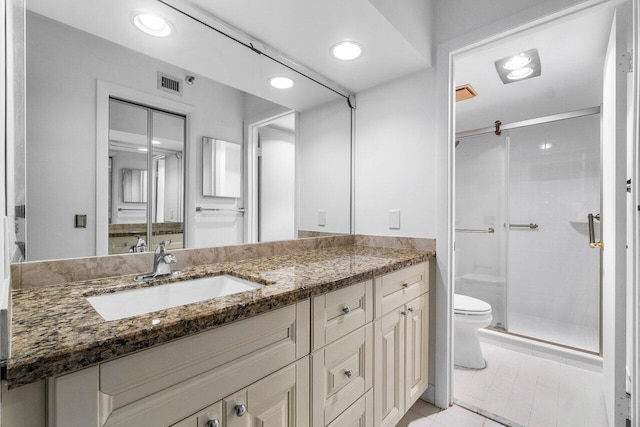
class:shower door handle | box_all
[587,213,603,249]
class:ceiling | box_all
[183,0,432,92]
[455,8,614,132]
[26,0,433,110]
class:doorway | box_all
[449,3,630,426]
[246,110,296,243]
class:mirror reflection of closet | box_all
[108,98,185,254]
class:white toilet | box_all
[454,294,493,369]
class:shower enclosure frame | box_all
[455,105,603,356]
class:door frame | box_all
[243,108,297,243]
[434,0,628,410]
[96,81,195,255]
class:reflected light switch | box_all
[75,214,87,228]
[318,210,326,227]
[389,210,400,229]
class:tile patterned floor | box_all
[453,343,608,427]
[397,400,505,427]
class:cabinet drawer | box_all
[171,401,222,427]
[100,301,310,413]
[326,389,373,427]
[312,280,372,350]
[374,262,428,317]
[312,324,373,427]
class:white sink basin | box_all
[87,275,263,321]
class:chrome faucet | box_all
[129,235,147,253]
[136,240,180,281]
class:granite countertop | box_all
[7,245,434,388]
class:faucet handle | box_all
[156,240,172,253]
[163,253,177,264]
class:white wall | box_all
[259,126,296,242]
[298,99,352,234]
[26,12,275,260]
[355,70,437,237]
[433,0,586,45]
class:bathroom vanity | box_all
[3,238,434,427]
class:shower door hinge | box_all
[620,50,633,73]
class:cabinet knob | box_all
[408,307,414,312]
[206,420,220,427]
[235,404,247,417]
[345,369,353,378]
[401,311,407,316]
[402,282,409,288]
[342,306,351,315]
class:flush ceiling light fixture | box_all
[269,76,295,89]
[494,48,541,84]
[137,147,148,152]
[331,41,364,61]
[134,13,173,37]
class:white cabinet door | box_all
[325,389,373,427]
[374,308,405,427]
[405,294,429,409]
[225,357,309,427]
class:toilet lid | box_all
[454,294,491,314]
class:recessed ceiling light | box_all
[331,41,364,61]
[494,48,541,84]
[507,67,534,80]
[133,14,173,37]
[152,140,161,145]
[539,143,553,150]
[503,54,531,70]
[137,147,148,152]
[269,76,295,89]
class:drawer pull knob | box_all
[342,306,351,315]
[206,420,220,427]
[402,282,409,288]
[235,404,247,417]
[345,369,353,378]
[408,307,415,312]
[401,311,407,316]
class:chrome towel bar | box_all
[455,227,495,233]
[196,207,245,214]
[508,223,539,230]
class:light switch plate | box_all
[75,214,87,228]
[389,210,400,229]
[318,210,326,227]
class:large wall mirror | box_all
[13,0,353,262]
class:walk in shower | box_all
[455,109,601,353]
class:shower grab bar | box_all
[588,213,602,249]
[455,227,495,233]
[196,207,246,214]
[509,223,539,230]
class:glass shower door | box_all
[455,133,508,328]
[506,114,600,353]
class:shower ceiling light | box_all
[503,54,531,70]
[495,49,541,84]
[331,41,364,61]
[134,14,173,37]
[539,143,553,150]
[138,147,148,152]
[269,76,295,89]
[507,67,534,80]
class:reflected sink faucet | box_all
[136,240,180,281]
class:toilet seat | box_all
[454,294,492,315]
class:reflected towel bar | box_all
[196,207,245,214]
[508,223,539,230]
[455,227,494,233]
[118,208,146,212]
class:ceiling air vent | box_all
[157,72,183,96]
[455,84,477,102]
